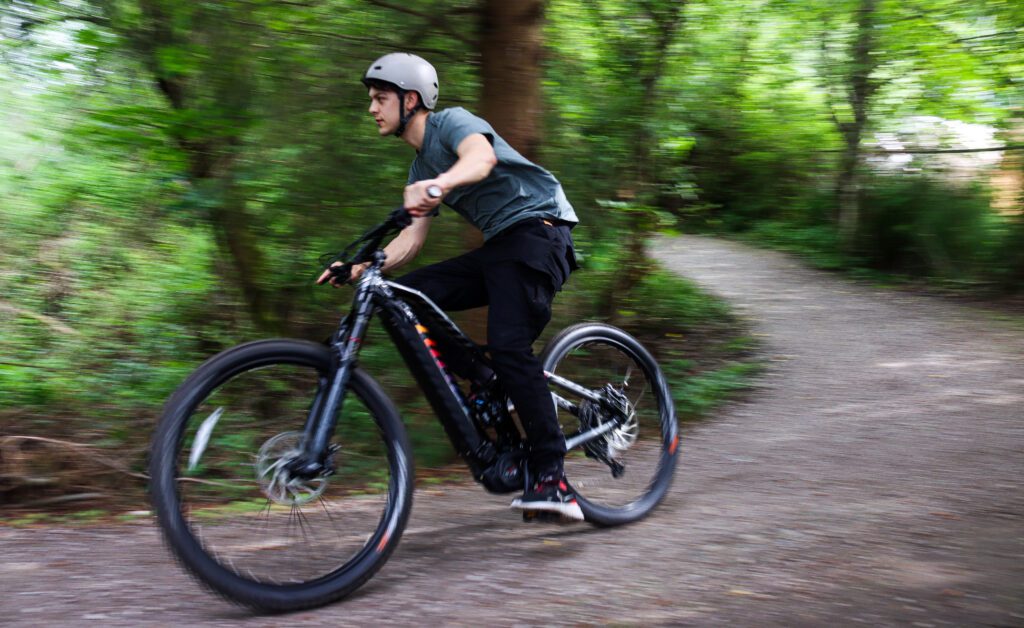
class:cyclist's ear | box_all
[404,91,420,113]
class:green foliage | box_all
[738,220,853,271]
[667,361,763,421]
[995,214,1024,291]
[735,176,1017,288]
[858,175,998,277]
[621,267,733,331]
[2,0,1021,511]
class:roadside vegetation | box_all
[3,0,1019,515]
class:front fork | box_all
[291,254,383,478]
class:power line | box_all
[822,145,1024,154]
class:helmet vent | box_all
[374,65,382,70]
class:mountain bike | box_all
[149,206,680,612]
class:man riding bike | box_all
[318,52,582,521]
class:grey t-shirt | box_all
[407,107,578,240]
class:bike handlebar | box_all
[318,192,443,285]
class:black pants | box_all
[395,218,576,476]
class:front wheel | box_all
[541,323,679,526]
[149,339,413,612]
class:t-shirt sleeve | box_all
[438,109,495,153]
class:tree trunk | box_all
[210,173,276,332]
[602,1,686,320]
[835,0,878,249]
[836,140,861,243]
[130,1,276,332]
[479,0,546,161]
[450,0,546,343]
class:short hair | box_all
[364,78,399,93]
[365,79,421,109]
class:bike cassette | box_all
[577,389,633,478]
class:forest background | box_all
[1,0,1021,510]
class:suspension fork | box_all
[293,263,381,477]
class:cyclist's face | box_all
[368,87,401,136]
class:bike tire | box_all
[149,339,413,612]
[540,323,679,526]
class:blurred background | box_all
[1,0,1021,514]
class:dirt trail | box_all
[2,235,1022,626]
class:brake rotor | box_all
[255,432,330,506]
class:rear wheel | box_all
[149,339,413,611]
[541,323,679,526]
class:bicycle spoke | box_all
[318,496,338,526]
[167,359,402,589]
[292,504,313,547]
[544,327,676,518]
[629,379,649,419]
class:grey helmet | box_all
[362,53,439,110]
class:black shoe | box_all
[510,474,584,522]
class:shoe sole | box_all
[521,509,583,524]
[510,498,585,522]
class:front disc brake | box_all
[255,432,330,506]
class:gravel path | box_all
[2,235,1022,626]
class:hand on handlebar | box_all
[317,261,365,288]
[316,189,436,288]
[404,180,444,217]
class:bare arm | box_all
[404,133,497,215]
[378,214,432,272]
[319,133,494,287]
[317,215,432,287]
[437,133,498,190]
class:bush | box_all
[858,175,996,278]
[740,220,852,271]
[994,213,1024,291]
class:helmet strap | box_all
[394,88,421,138]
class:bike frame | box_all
[296,242,624,480]
[297,250,492,477]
